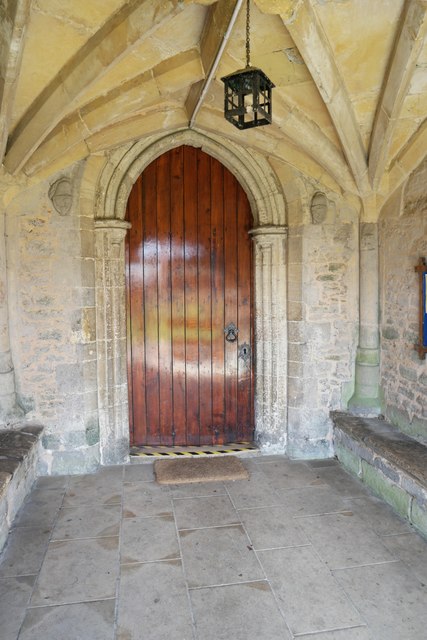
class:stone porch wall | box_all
[5,167,100,474]
[379,157,427,444]
[272,160,359,458]
[2,147,360,472]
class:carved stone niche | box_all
[48,177,73,216]
[310,191,328,224]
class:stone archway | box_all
[82,129,288,464]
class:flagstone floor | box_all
[1,455,427,639]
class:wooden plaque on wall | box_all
[415,257,427,360]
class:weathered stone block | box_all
[55,363,84,394]
[0,424,43,553]
[85,417,100,446]
[335,442,361,477]
[382,326,399,340]
[42,433,61,450]
[51,445,99,475]
[411,500,427,539]
[361,460,410,520]
[398,365,418,383]
[288,301,303,321]
[288,436,332,460]
[65,430,87,448]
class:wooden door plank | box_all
[143,160,161,445]
[127,176,148,445]
[223,168,238,443]
[210,158,225,444]
[126,179,139,443]
[236,185,253,442]
[170,147,186,444]
[156,153,173,445]
[197,150,213,445]
[183,146,200,445]
[126,145,254,448]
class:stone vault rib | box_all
[3,0,185,176]
[368,0,427,190]
[186,0,242,126]
[0,0,31,165]
[256,0,370,195]
[20,49,205,178]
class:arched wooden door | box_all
[125,145,254,447]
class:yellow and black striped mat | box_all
[130,442,257,458]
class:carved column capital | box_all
[95,218,131,232]
[249,225,288,240]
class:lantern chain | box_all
[246,0,251,68]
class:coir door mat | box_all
[154,455,249,485]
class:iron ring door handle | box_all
[224,322,239,342]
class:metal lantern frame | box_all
[221,0,274,130]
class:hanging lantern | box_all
[221,0,274,130]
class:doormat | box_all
[154,455,249,485]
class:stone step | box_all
[0,424,44,552]
[331,411,427,539]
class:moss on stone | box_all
[42,434,61,450]
[361,460,410,520]
[382,327,399,340]
[335,443,361,477]
[411,501,427,539]
[85,418,100,446]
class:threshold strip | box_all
[130,442,257,458]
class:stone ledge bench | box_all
[331,411,427,539]
[0,424,44,551]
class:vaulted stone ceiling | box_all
[1,0,427,204]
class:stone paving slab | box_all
[275,485,350,517]
[0,526,51,577]
[238,505,310,550]
[121,514,180,564]
[0,575,35,640]
[30,537,119,606]
[122,481,172,518]
[117,560,193,640]
[344,495,412,536]
[190,581,292,640]
[173,494,239,530]
[180,524,263,588]
[224,471,281,508]
[334,561,427,640]
[52,504,121,540]
[298,511,395,570]
[301,627,373,639]
[1,456,427,639]
[19,600,115,640]
[258,545,363,636]
[14,488,65,528]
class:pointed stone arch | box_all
[95,129,287,227]
[82,129,288,463]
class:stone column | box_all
[349,222,381,414]
[250,226,288,452]
[0,211,23,423]
[94,219,131,465]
